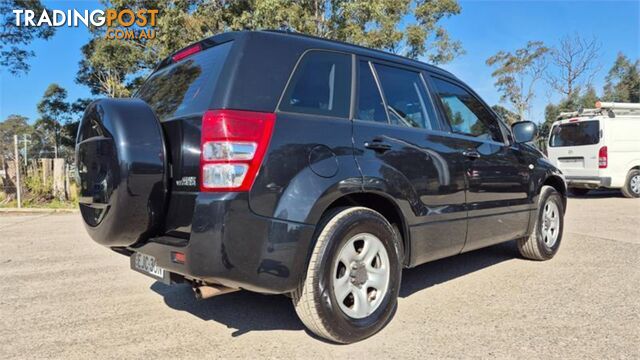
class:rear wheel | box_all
[569,187,590,196]
[518,186,564,261]
[292,207,402,343]
[621,169,640,198]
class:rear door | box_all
[547,119,602,178]
[352,59,468,265]
[427,75,531,252]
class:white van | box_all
[547,102,640,198]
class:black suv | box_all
[76,30,567,343]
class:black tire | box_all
[292,207,402,343]
[621,169,640,198]
[569,187,590,196]
[518,186,564,261]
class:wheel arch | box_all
[320,192,410,267]
[542,174,567,212]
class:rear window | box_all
[549,120,600,147]
[136,41,233,121]
[279,50,351,118]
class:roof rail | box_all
[596,101,640,110]
[557,102,640,120]
[557,108,603,120]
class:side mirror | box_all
[511,121,537,143]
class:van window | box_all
[373,64,437,129]
[357,61,387,123]
[549,121,600,147]
[280,51,351,118]
[136,41,233,121]
[431,77,503,142]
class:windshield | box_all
[549,120,600,147]
[136,41,233,121]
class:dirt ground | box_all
[1,191,638,359]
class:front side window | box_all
[549,121,600,147]
[431,77,503,142]
[373,64,438,130]
[280,51,351,118]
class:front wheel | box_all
[621,169,640,198]
[518,186,564,261]
[292,207,402,343]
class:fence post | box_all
[65,163,70,200]
[14,135,21,208]
[53,159,65,200]
[41,158,52,185]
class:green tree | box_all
[0,0,55,75]
[579,85,599,109]
[78,0,465,97]
[603,53,640,103]
[35,84,70,158]
[486,41,549,120]
[0,114,31,161]
[491,104,521,125]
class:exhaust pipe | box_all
[193,284,238,300]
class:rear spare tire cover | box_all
[75,99,167,247]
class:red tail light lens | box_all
[171,251,186,264]
[172,43,202,62]
[200,110,276,192]
[598,146,608,169]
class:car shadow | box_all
[150,282,305,337]
[151,240,519,337]
[568,189,625,199]
[400,240,517,297]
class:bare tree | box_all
[546,33,601,100]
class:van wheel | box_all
[569,187,590,196]
[621,170,640,198]
[518,186,564,261]
[292,207,402,343]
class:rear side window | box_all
[136,41,233,121]
[280,51,351,118]
[374,64,437,130]
[431,77,503,142]
[356,61,387,123]
[549,121,600,147]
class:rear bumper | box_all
[565,176,612,189]
[128,193,316,294]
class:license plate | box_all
[131,253,165,280]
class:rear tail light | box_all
[171,251,186,264]
[200,110,276,191]
[598,146,608,169]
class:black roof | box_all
[258,30,457,78]
[162,30,457,80]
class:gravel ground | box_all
[1,192,638,359]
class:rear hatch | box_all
[135,40,234,236]
[547,119,602,177]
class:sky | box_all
[1,0,639,124]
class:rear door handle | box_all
[463,150,481,159]
[364,139,392,152]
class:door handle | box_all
[462,150,481,159]
[364,139,392,152]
